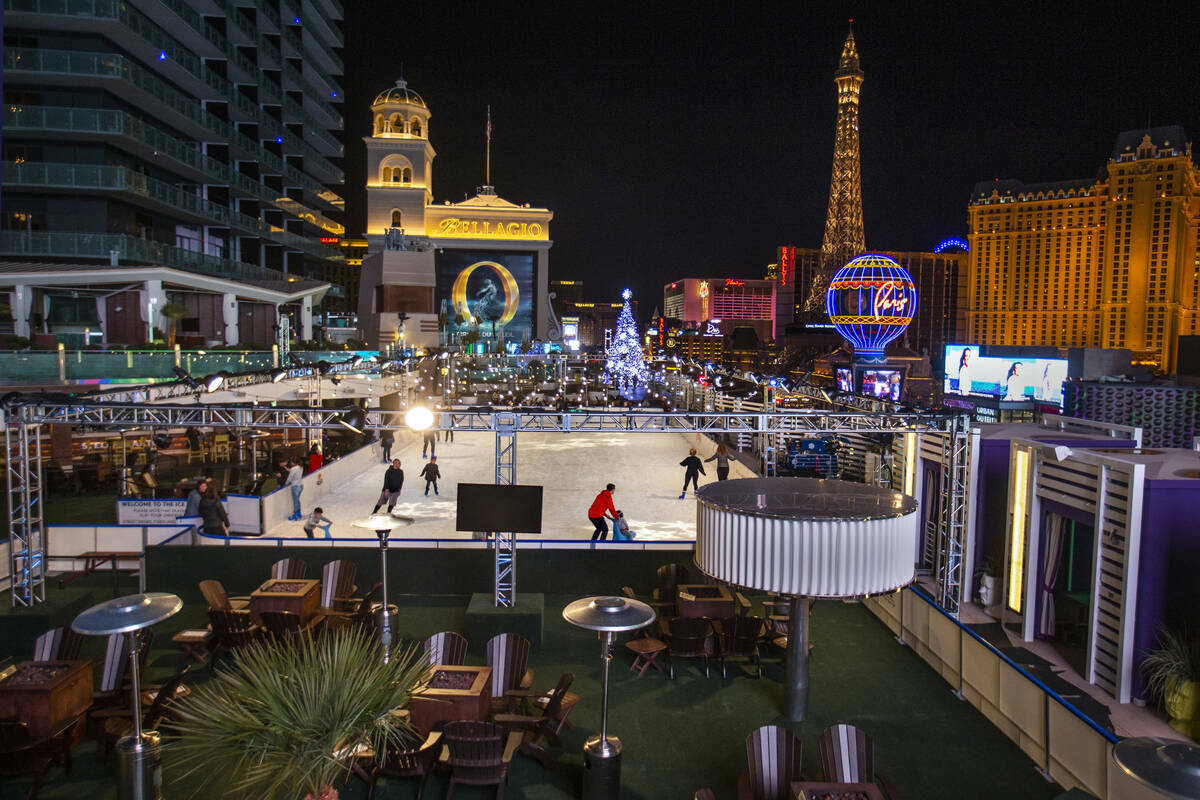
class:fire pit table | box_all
[249,578,320,623]
[407,665,492,734]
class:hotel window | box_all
[391,210,402,227]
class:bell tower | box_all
[364,78,436,249]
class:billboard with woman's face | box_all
[943,344,1068,406]
[436,250,536,342]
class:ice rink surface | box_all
[266,430,757,541]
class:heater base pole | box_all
[783,595,810,722]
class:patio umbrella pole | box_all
[784,595,810,722]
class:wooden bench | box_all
[58,551,142,596]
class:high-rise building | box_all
[967,127,1199,372]
[663,278,775,342]
[808,24,867,313]
[1,2,347,346]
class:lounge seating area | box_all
[0,557,1076,799]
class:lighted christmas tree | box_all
[603,288,651,401]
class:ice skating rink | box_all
[265,430,757,541]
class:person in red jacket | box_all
[587,483,617,541]
[306,443,323,474]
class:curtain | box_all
[1038,513,1066,638]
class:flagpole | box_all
[486,105,492,186]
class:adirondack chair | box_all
[92,634,131,710]
[438,721,522,800]
[485,633,534,713]
[423,631,468,667]
[198,580,249,612]
[207,609,261,667]
[32,627,84,662]
[493,673,575,769]
[260,611,321,641]
[269,558,308,580]
[738,725,804,800]
[320,560,359,612]
[352,729,442,800]
[662,617,717,679]
[818,723,905,800]
[716,616,766,678]
[0,716,77,799]
[89,666,191,763]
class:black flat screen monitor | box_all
[455,483,544,533]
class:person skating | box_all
[679,448,705,498]
[705,444,731,481]
[371,458,405,514]
[284,460,304,520]
[380,429,394,463]
[419,456,441,496]
[303,507,333,539]
[587,483,617,541]
[612,510,637,541]
[421,430,437,459]
[198,485,229,536]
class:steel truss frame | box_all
[4,414,45,606]
[493,413,517,607]
[934,412,971,614]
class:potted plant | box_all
[1143,627,1200,737]
[170,629,427,799]
[160,303,188,348]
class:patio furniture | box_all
[485,633,534,713]
[677,584,736,619]
[818,724,904,800]
[249,579,320,624]
[320,560,358,612]
[93,634,131,709]
[716,616,765,678]
[269,558,308,580]
[625,637,667,676]
[213,434,231,461]
[352,729,442,800]
[438,720,522,800]
[171,630,214,665]
[198,580,250,612]
[493,672,574,769]
[621,586,672,630]
[407,665,492,735]
[259,611,321,641]
[652,563,687,615]
[423,631,468,667]
[206,610,261,666]
[661,617,717,679]
[31,628,84,663]
[694,791,717,800]
[790,781,885,800]
[0,662,92,740]
[739,725,804,800]
[0,716,77,800]
[88,666,191,763]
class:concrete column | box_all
[301,295,313,341]
[11,285,32,338]
[222,293,239,346]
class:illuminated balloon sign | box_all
[825,253,918,363]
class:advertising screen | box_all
[836,368,853,393]
[857,367,903,401]
[456,483,544,533]
[943,344,1068,405]
[437,249,536,343]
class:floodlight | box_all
[404,406,434,431]
[172,367,200,391]
[270,368,288,383]
[337,405,367,434]
[203,372,228,392]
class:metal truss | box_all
[4,415,45,606]
[494,412,517,607]
[934,412,971,614]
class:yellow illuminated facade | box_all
[1007,448,1031,615]
[967,128,1200,372]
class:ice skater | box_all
[371,458,405,514]
[679,448,705,498]
[420,456,440,496]
[380,429,394,462]
[587,483,617,541]
[612,510,637,541]
[303,507,333,539]
[422,429,437,459]
[284,459,304,520]
[705,443,731,481]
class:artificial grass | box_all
[0,580,1064,800]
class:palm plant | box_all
[1143,626,1200,705]
[159,303,188,348]
[170,629,427,800]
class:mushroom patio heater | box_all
[1111,737,1200,799]
[352,513,413,661]
[695,477,918,721]
[563,595,656,800]
[73,593,182,800]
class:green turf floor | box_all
[0,580,1066,800]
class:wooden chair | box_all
[662,617,716,679]
[0,716,77,799]
[187,445,206,465]
[207,609,261,667]
[620,586,672,635]
[716,616,765,678]
[485,633,534,713]
[818,723,904,800]
[438,720,522,800]
[269,558,308,580]
[213,434,231,461]
[93,634,131,710]
[652,563,687,615]
[198,580,249,612]
[423,631,468,667]
[320,560,359,611]
[493,673,574,769]
[88,666,191,763]
[260,611,320,641]
[739,725,804,800]
[352,730,442,800]
[32,627,84,662]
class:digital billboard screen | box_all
[456,483,544,533]
[943,344,1068,406]
[437,250,536,343]
[856,367,903,401]
[836,368,853,393]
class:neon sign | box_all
[725,279,745,287]
[934,237,969,253]
[319,236,339,243]
[704,320,722,336]
[779,246,794,286]
[825,253,918,363]
[434,218,546,239]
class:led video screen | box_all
[856,367,903,401]
[455,483,544,533]
[943,344,1068,406]
[437,250,536,343]
[836,368,853,393]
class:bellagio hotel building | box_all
[967,127,1199,372]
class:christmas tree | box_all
[603,288,652,401]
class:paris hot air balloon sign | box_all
[824,253,918,363]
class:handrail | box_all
[187,530,695,550]
[908,584,1119,744]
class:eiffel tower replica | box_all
[803,23,866,316]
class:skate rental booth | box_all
[1000,443,1200,703]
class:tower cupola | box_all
[371,78,430,139]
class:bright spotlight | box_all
[405,406,434,431]
[203,372,228,392]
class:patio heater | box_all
[694,477,918,721]
[1111,737,1200,800]
[351,513,413,662]
[73,592,182,800]
[563,595,656,800]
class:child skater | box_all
[612,510,637,541]
[420,455,441,496]
[303,507,333,539]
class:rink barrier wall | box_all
[863,585,1135,799]
[144,542,696,604]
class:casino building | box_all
[356,80,554,349]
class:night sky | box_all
[342,2,1199,316]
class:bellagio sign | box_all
[434,218,546,239]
